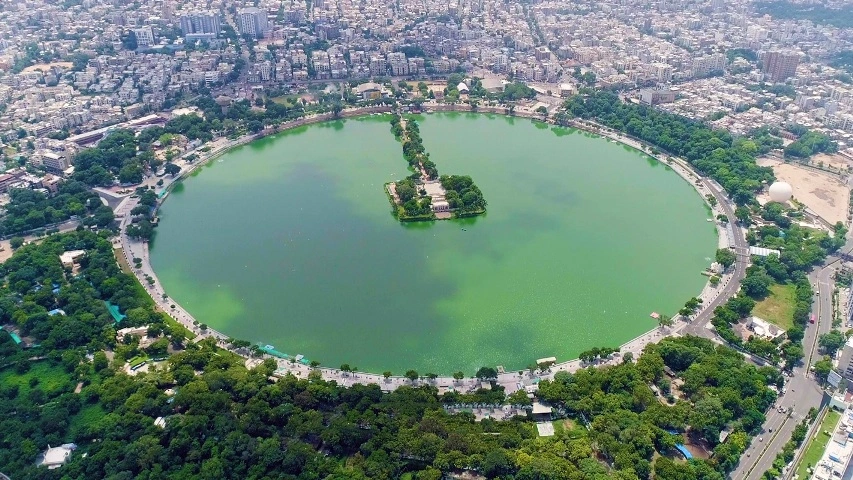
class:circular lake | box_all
[150,112,717,374]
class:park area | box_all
[0,361,73,398]
[796,409,842,479]
[752,284,797,330]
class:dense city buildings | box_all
[0,0,847,161]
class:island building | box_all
[422,181,450,213]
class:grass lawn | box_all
[796,409,842,479]
[552,419,586,439]
[68,404,106,437]
[163,314,196,340]
[270,95,297,106]
[752,283,797,330]
[112,248,154,307]
[0,361,73,398]
[114,247,133,275]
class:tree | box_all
[679,297,703,317]
[405,370,419,382]
[383,371,392,380]
[482,449,513,478]
[742,267,772,298]
[9,237,24,249]
[819,330,846,356]
[535,105,548,118]
[131,205,151,217]
[814,358,833,382]
[735,206,752,225]
[705,194,718,207]
[397,182,416,202]
[475,366,498,380]
[715,248,736,269]
[164,163,181,176]
[782,343,804,370]
[93,351,109,371]
[452,371,464,382]
[658,314,674,330]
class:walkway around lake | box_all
[113,105,744,395]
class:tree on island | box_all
[396,181,416,202]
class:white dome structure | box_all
[768,182,793,203]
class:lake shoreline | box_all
[130,104,730,385]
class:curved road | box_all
[682,177,749,338]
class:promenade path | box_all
[111,106,744,395]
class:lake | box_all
[150,112,717,374]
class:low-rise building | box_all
[37,444,76,469]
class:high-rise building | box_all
[762,51,800,83]
[179,12,221,39]
[131,26,155,48]
[238,7,268,39]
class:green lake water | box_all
[150,112,716,374]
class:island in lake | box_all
[386,114,487,221]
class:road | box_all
[731,243,851,479]
[682,177,749,338]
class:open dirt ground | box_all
[757,157,850,225]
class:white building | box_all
[238,7,269,39]
[837,337,853,381]
[37,444,76,469]
[132,26,155,48]
[180,12,221,38]
[132,25,154,48]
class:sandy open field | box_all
[757,157,850,225]
[811,152,853,173]
[21,62,73,73]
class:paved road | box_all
[683,178,749,338]
[732,246,850,479]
